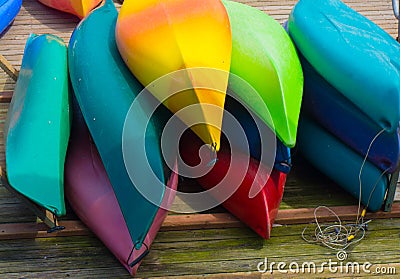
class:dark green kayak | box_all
[68,0,165,252]
[4,33,70,216]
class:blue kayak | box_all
[69,0,165,252]
[288,0,400,133]
[300,56,400,173]
[298,116,389,212]
[0,0,22,35]
[223,93,291,174]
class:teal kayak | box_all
[68,0,165,251]
[298,116,388,212]
[288,0,400,133]
[4,33,70,216]
[223,0,303,148]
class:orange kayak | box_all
[38,0,102,18]
[116,0,232,150]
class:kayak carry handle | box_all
[127,242,149,267]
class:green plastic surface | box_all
[4,33,70,216]
[223,0,303,148]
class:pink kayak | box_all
[65,105,178,275]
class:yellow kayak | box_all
[116,0,232,150]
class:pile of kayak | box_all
[2,0,399,276]
[287,0,400,212]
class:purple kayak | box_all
[65,107,178,276]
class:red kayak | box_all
[179,130,286,239]
[65,105,178,275]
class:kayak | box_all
[298,116,389,212]
[288,0,400,133]
[65,103,178,276]
[116,0,232,150]
[4,33,70,216]
[223,93,291,174]
[301,56,400,173]
[37,0,102,18]
[0,0,22,35]
[69,0,166,251]
[223,0,303,148]
[179,130,286,239]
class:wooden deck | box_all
[0,0,399,278]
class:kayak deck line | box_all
[0,204,399,241]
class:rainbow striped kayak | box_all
[116,0,232,150]
[223,0,303,148]
[69,0,166,251]
[0,0,22,34]
[4,33,70,216]
[38,0,102,18]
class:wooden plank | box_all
[160,213,243,231]
[147,263,400,279]
[0,221,398,278]
[275,203,400,224]
[0,55,18,81]
[0,220,89,240]
[0,91,12,103]
[0,204,399,240]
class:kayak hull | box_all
[301,56,400,173]
[180,130,286,239]
[65,105,178,276]
[223,94,291,174]
[37,0,102,18]
[223,0,303,148]
[288,0,400,133]
[4,33,70,216]
[0,0,22,35]
[116,0,232,149]
[69,0,165,248]
[298,116,388,212]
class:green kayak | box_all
[222,0,303,148]
[68,0,165,251]
[4,33,70,217]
